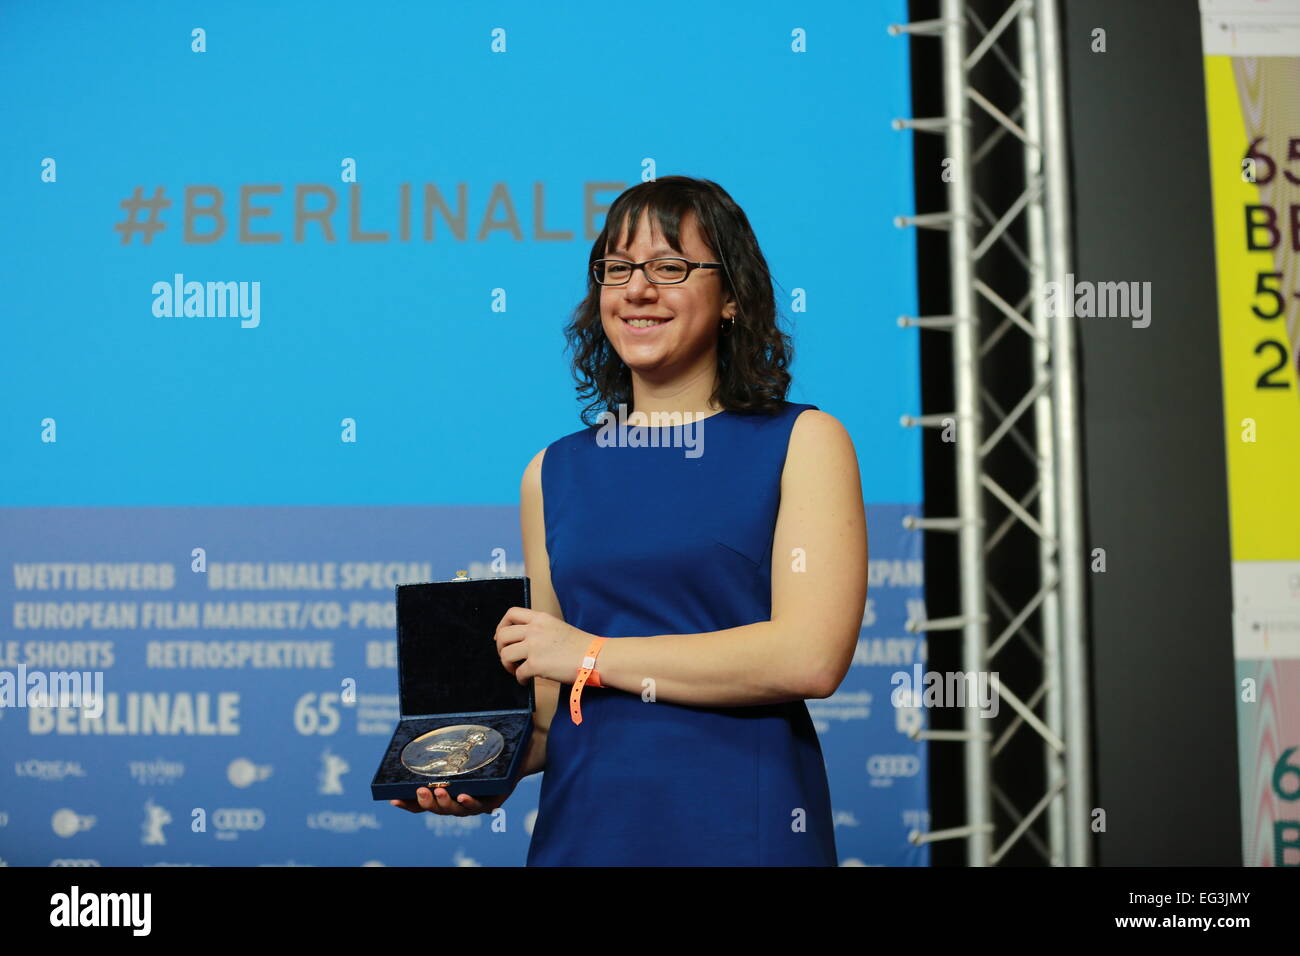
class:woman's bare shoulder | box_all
[790,408,853,446]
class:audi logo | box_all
[214,808,266,830]
[866,754,920,777]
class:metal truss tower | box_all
[890,0,1091,866]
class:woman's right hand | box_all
[389,786,511,816]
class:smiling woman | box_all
[565,176,795,424]
[394,176,869,867]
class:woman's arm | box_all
[514,682,558,779]
[515,447,563,777]
[590,410,868,708]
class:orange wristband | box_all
[569,636,607,725]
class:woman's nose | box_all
[623,268,657,297]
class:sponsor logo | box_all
[866,754,921,782]
[213,807,266,839]
[51,808,95,837]
[227,758,273,788]
[129,759,185,785]
[16,759,86,781]
[306,811,380,834]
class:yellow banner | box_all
[1204,55,1300,560]
[1203,46,1300,866]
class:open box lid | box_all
[395,577,534,719]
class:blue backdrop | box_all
[0,0,925,866]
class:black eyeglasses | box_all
[591,257,724,286]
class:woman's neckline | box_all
[606,407,731,429]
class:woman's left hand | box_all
[495,607,598,685]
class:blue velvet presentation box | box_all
[370,576,535,801]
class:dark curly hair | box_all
[563,176,793,426]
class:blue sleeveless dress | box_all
[525,401,839,866]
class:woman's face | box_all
[599,211,736,380]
